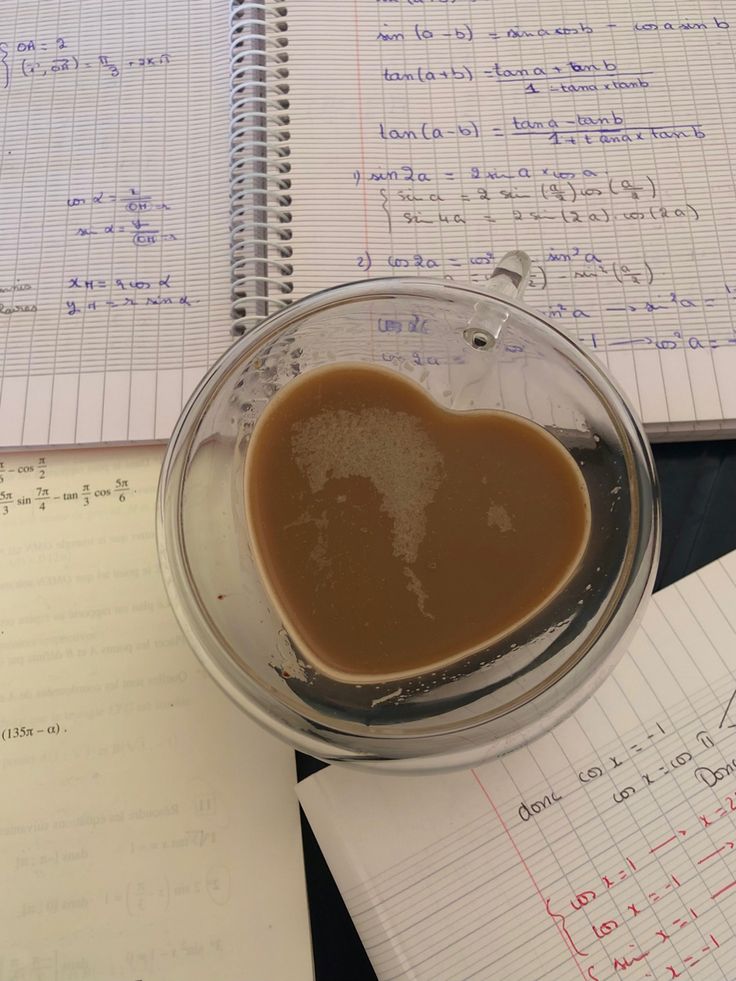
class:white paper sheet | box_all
[300,552,736,981]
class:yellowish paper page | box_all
[0,445,312,980]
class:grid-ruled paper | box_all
[299,551,736,981]
[0,1,232,446]
[286,2,736,432]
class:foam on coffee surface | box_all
[291,407,444,566]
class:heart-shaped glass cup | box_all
[157,252,660,773]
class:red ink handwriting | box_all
[545,897,588,958]
[613,945,650,971]
[711,879,736,901]
[671,908,699,930]
[665,933,720,976]
[592,919,619,939]
[648,829,687,854]
[648,873,682,905]
[571,890,596,911]
[697,839,735,864]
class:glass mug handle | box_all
[463,249,531,350]
[485,249,531,302]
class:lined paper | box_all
[299,551,736,981]
[0,1,232,446]
[286,1,736,431]
[0,445,312,980]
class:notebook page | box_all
[299,551,736,981]
[286,2,736,430]
[0,446,312,981]
[0,0,232,447]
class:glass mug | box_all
[156,252,660,773]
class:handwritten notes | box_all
[286,1,736,430]
[299,552,736,981]
[0,1,232,446]
[0,445,312,980]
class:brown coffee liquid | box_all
[245,363,590,683]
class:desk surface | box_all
[297,438,736,981]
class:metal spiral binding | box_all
[230,2,292,335]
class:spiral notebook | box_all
[299,551,736,981]
[1,0,736,447]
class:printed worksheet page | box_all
[0,445,313,980]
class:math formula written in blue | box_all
[287,0,736,426]
[0,35,171,89]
